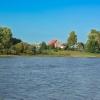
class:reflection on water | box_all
[0,56,100,100]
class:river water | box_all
[0,56,100,100]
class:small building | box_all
[48,40,58,48]
[48,39,66,49]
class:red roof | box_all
[48,40,57,44]
[48,40,57,47]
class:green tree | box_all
[40,41,47,50]
[67,31,77,49]
[14,42,35,55]
[0,27,12,49]
[11,38,22,45]
[14,42,24,54]
[23,43,34,54]
[86,29,100,53]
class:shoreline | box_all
[0,54,100,58]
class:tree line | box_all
[0,26,100,55]
[67,29,100,53]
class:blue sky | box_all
[0,0,100,43]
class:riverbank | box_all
[37,50,100,57]
[0,50,100,57]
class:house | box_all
[48,39,66,49]
[48,40,58,48]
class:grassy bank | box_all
[38,50,100,57]
[0,50,100,57]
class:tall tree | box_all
[0,27,12,49]
[86,29,100,53]
[67,31,77,49]
[40,41,47,50]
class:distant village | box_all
[34,40,66,49]
[33,39,84,51]
[0,26,100,55]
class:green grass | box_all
[1,50,100,57]
[37,50,100,57]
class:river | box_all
[0,56,100,100]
